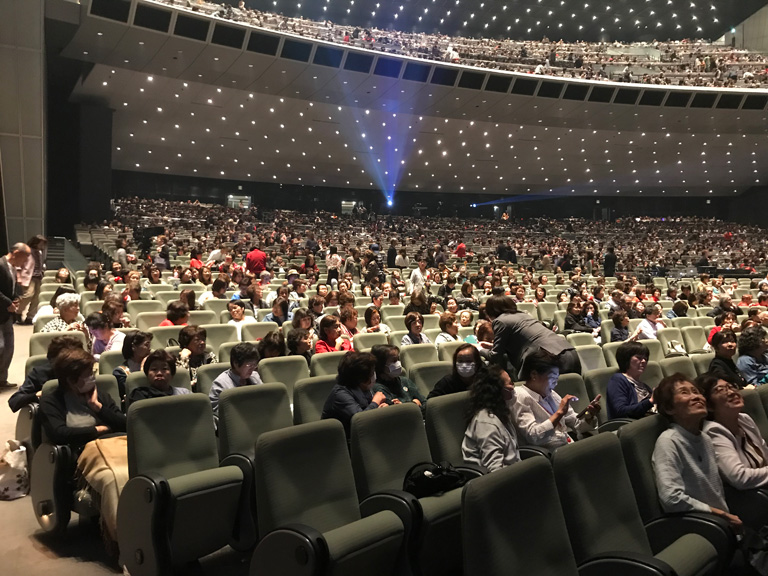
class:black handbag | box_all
[403,461,467,498]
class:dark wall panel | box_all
[78,105,113,225]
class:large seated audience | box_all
[151,0,768,88]
[10,195,768,573]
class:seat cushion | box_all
[324,510,404,576]
[166,466,243,498]
[654,533,718,576]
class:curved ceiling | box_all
[51,0,768,197]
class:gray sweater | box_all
[652,424,728,514]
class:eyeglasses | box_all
[711,383,739,395]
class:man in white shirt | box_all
[198,279,228,306]
[638,304,666,340]
[409,258,428,293]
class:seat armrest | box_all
[118,472,171,576]
[644,513,736,574]
[598,419,634,433]
[578,551,674,576]
[520,445,552,460]
[220,453,258,551]
[29,442,76,534]
[361,489,422,535]
[250,524,329,576]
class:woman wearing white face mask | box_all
[511,349,600,451]
[462,365,520,472]
[370,345,427,410]
[427,344,484,400]
[321,351,388,437]
[40,347,126,455]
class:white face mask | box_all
[456,362,477,378]
[387,361,402,377]
[76,375,96,395]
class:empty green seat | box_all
[400,343,439,371]
[409,361,453,397]
[293,375,338,425]
[352,332,389,352]
[258,356,310,400]
[310,351,347,377]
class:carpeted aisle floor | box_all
[0,325,249,576]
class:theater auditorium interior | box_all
[2,0,768,574]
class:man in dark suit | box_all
[0,243,31,388]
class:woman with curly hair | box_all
[461,364,519,472]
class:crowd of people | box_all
[155,0,768,89]
[6,194,768,572]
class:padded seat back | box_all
[350,403,433,500]
[148,326,183,349]
[254,419,362,535]
[352,332,389,352]
[310,351,347,377]
[617,414,669,523]
[218,383,293,458]
[126,394,220,479]
[639,338,664,363]
[380,305,404,322]
[242,321,279,341]
[537,302,557,324]
[462,457,579,576]
[692,352,716,376]
[566,333,595,347]
[98,350,126,376]
[694,316,715,329]
[574,345,607,373]
[136,311,168,331]
[516,302,537,317]
[189,310,218,325]
[584,367,619,425]
[555,373,589,415]
[656,328,684,357]
[400,343,439,371]
[659,356,697,381]
[156,291,182,306]
[602,341,623,368]
[671,317,696,329]
[409,361,453,397]
[552,433,652,563]
[194,362,229,397]
[258,356,310,399]
[293,375,337,424]
[600,322,613,346]
[682,326,710,353]
[643,361,664,388]
[553,310,567,332]
[34,314,57,333]
[126,300,165,323]
[425,391,470,464]
[437,340,465,362]
[198,324,238,355]
[202,299,230,317]
[421,315,439,330]
[740,389,768,442]
[29,331,87,356]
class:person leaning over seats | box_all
[128,349,192,405]
[40,348,126,455]
[462,364,520,473]
[370,344,426,409]
[321,351,387,438]
[511,349,600,451]
[483,294,581,376]
[209,342,262,421]
[606,341,655,420]
[8,335,85,413]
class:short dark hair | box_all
[520,349,560,381]
[257,331,285,358]
[167,301,190,323]
[286,328,310,354]
[121,330,152,361]
[484,295,519,319]
[178,325,206,349]
[439,312,456,332]
[340,307,358,323]
[404,311,423,330]
[711,329,737,350]
[84,312,111,331]
[337,351,376,389]
[47,335,84,361]
[615,341,649,372]
[54,348,95,387]
[212,279,227,293]
[612,309,628,328]
[229,342,259,369]
[143,349,177,377]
